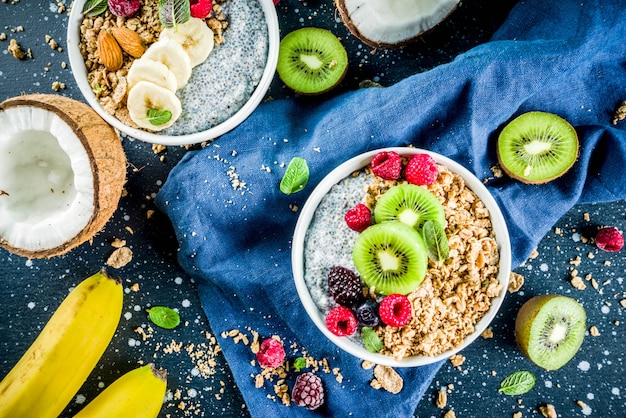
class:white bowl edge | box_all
[66,0,280,146]
[292,147,512,368]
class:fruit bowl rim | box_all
[65,0,280,146]
[291,147,512,368]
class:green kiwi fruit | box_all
[374,184,445,231]
[497,111,579,184]
[352,221,427,295]
[515,295,586,370]
[276,27,348,95]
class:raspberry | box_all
[370,151,402,180]
[190,0,213,18]
[355,301,380,327]
[595,227,624,252]
[344,203,372,232]
[107,0,141,18]
[325,306,357,336]
[327,266,363,307]
[256,337,285,368]
[378,294,412,327]
[292,372,324,410]
[405,153,439,185]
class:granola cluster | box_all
[365,165,502,359]
[78,1,229,127]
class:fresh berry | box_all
[190,0,212,18]
[344,203,372,232]
[378,294,412,327]
[273,0,280,5]
[292,372,324,410]
[107,0,141,17]
[256,337,285,368]
[355,301,380,328]
[370,151,402,180]
[325,306,357,336]
[595,226,624,252]
[327,266,364,306]
[405,153,439,185]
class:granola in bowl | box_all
[291,148,512,367]
[66,0,279,145]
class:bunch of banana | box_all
[73,363,167,418]
[127,17,215,131]
[0,270,123,418]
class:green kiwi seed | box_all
[515,295,586,370]
[352,221,428,295]
[374,183,446,231]
[276,27,348,95]
[497,111,579,184]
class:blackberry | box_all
[327,266,363,307]
[355,301,380,328]
[292,372,324,410]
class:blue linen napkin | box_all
[156,0,626,416]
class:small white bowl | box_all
[66,0,279,146]
[292,147,512,367]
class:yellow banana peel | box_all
[73,363,167,418]
[0,270,123,418]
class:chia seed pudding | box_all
[302,156,503,360]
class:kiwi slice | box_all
[497,111,579,184]
[515,295,586,370]
[276,27,348,95]
[374,184,445,231]
[352,221,427,295]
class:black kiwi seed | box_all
[276,27,348,95]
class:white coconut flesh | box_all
[0,107,95,252]
[336,0,460,48]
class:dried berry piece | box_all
[370,151,402,180]
[256,337,285,369]
[344,203,372,232]
[325,306,357,336]
[327,266,364,307]
[292,372,324,410]
[405,153,438,185]
[378,294,412,327]
[107,0,141,18]
[595,226,624,252]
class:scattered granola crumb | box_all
[481,328,494,339]
[529,249,539,259]
[538,403,557,418]
[589,325,600,336]
[105,246,133,268]
[513,412,522,418]
[361,360,375,370]
[153,144,167,154]
[570,275,587,290]
[449,354,465,368]
[371,365,403,394]
[111,237,126,248]
[7,38,26,59]
[576,400,592,414]
[444,410,456,418]
[436,388,447,408]
[51,81,66,91]
[508,272,524,293]
[612,100,626,125]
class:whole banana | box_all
[73,363,167,418]
[0,270,123,418]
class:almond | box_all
[97,30,123,71]
[110,27,145,59]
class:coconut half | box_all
[0,94,126,258]
[335,0,460,49]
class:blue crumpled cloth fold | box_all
[156,0,626,416]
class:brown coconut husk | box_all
[0,93,127,258]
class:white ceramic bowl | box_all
[292,147,512,367]
[66,0,279,146]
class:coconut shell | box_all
[0,93,127,258]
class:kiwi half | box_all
[497,111,579,184]
[276,27,348,95]
[374,184,445,231]
[515,295,586,370]
[352,221,428,295]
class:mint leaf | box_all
[146,108,173,126]
[82,0,108,16]
[361,327,383,353]
[293,357,307,372]
[498,370,536,396]
[158,0,191,29]
[422,220,449,262]
[280,157,309,195]
[148,306,181,329]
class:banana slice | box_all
[142,39,192,88]
[127,58,178,92]
[160,17,215,67]
[127,81,182,132]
